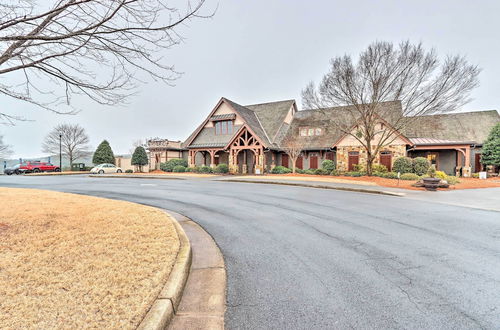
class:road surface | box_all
[1,175,499,329]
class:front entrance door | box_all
[379,152,392,171]
[426,152,439,170]
[348,152,359,171]
[309,155,318,169]
[475,153,482,172]
[282,154,289,167]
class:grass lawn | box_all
[0,188,180,329]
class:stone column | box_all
[228,149,238,174]
[209,150,216,168]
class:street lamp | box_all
[59,133,62,171]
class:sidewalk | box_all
[215,176,408,196]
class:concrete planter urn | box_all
[422,177,441,191]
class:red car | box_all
[19,161,61,174]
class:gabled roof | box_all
[403,110,500,144]
[245,99,296,145]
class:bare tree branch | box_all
[0,0,212,123]
[0,134,13,158]
[281,134,308,173]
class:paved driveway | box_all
[1,175,499,329]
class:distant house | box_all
[149,97,500,176]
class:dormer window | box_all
[215,120,233,135]
[299,127,323,136]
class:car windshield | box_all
[13,164,20,169]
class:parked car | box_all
[4,164,22,175]
[90,163,123,174]
[19,161,61,174]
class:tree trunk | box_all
[366,153,374,176]
[291,158,296,173]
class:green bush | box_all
[304,169,316,175]
[173,165,186,172]
[214,163,229,174]
[393,157,413,174]
[314,168,329,175]
[372,171,384,177]
[372,164,388,173]
[330,169,340,176]
[271,166,292,174]
[199,165,213,173]
[321,160,335,172]
[353,164,365,172]
[345,171,363,177]
[445,175,460,185]
[412,157,430,176]
[190,166,201,173]
[160,158,188,172]
[295,168,305,174]
[125,169,133,173]
[382,172,399,179]
[185,167,192,172]
[472,173,479,178]
[400,173,420,180]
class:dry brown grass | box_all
[0,188,180,329]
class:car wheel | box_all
[98,170,104,174]
[6,172,12,175]
[55,168,61,172]
[33,168,40,173]
[117,169,122,173]
[15,170,20,175]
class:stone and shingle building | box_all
[147,97,500,176]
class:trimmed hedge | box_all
[372,164,388,173]
[393,157,413,174]
[199,165,213,173]
[345,171,364,177]
[314,168,329,175]
[125,169,133,173]
[214,164,229,174]
[321,160,335,172]
[160,158,188,172]
[382,172,399,179]
[271,166,292,174]
[412,157,430,176]
[173,165,186,173]
[400,173,420,180]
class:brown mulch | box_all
[0,188,180,329]
[266,173,500,191]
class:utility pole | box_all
[59,133,62,171]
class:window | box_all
[215,120,233,135]
[299,127,323,136]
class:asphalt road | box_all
[1,175,499,329]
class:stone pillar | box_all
[188,151,195,168]
[209,150,216,168]
[228,150,238,174]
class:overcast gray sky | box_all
[2,0,500,159]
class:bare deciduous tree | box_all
[0,134,13,158]
[281,134,307,173]
[0,0,210,123]
[302,40,480,175]
[42,123,90,168]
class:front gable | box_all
[334,119,413,148]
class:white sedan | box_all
[90,163,123,174]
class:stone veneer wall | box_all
[336,144,407,172]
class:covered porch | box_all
[188,126,266,174]
[408,138,474,177]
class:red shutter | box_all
[296,157,303,169]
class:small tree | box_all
[481,123,500,172]
[0,135,13,158]
[93,140,115,165]
[131,146,148,172]
[42,124,90,168]
[281,135,307,173]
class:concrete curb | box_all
[217,179,406,197]
[137,213,192,330]
[25,172,90,176]
[89,174,186,180]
